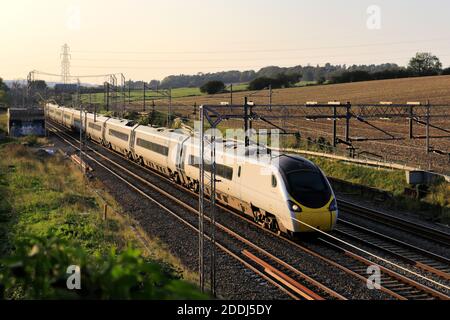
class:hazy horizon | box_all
[1,0,450,83]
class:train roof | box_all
[277,154,319,173]
[135,125,189,141]
[190,136,316,170]
[105,117,136,126]
[85,113,110,122]
[44,105,317,170]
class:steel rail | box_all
[318,238,449,300]
[335,219,450,281]
[47,120,449,300]
[338,200,450,247]
[47,122,342,300]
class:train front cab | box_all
[278,155,338,234]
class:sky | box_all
[1,0,450,83]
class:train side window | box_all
[136,138,169,156]
[271,174,277,188]
[89,122,102,131]
[189,156,233,180]
[109,129,129,141]
[218,164,233,180]
[238,166,241,177]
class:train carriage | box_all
[52,106,63,124]
[103,118,136,156]
[182,139,294,233]
[181,137,242,205]
[46,103,338,236]
[61,107,75,128]
[133,126,187,180]
[85,113,109,144]
[72,111,82,131]
[45,104,57,121]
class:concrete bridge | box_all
[7,107,45,137]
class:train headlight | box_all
[329,199,337,212]
[288,201,302,212]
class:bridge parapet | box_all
[7,107,45,137]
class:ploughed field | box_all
[171,75,450,105]
[124,76,450,174]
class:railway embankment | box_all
[303,155,450,226]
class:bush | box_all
[248,73,301,90]
[0,237,207,299]
[248,77,278,90]
[330,68,418,84]
[199,81,225,94]
[22,135,38,146]
[123,111,139,121]
[442,67,450,75]
[331,70,373,83]
[317,77,326,85]
[408,52,442,76]
[371,68,413,80]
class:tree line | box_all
[331,53,450,84]
[198,52,450,93]
[0,78,9,108]
[156,52,450,90]
[2,53,450,100]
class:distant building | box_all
[54,83,78,93]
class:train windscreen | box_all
[287,171,327,193]
[283,169,331,209]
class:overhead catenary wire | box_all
[70,37,450,55]
[70,49,450,64]
[29,70,125,80]
[290,216,450,292]
[69,52,450,72]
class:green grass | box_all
[229,83,249,92]
[0,111,7,132]
[80,83,251,104]
[80,88,200,105]
[307,155,449,224]
[170,87,202,97]
[278,133,450,223]
[80,80,324,105]
[0,144,119,257]
[294,81,318,87]
[311,157,408,195]
[0,136,205,299]
[280,135,407,194]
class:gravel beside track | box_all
[49,123,391,300]
[48,120,450,299]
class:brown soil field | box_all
[166,75,450,106]
[122,76,450,175]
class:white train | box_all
[46,103,338,236]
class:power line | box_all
[70,52,450,71]
[31,70,123,80]
[70,48,450,64]
[70,37,450,56]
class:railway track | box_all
[315,237,448,300]
[47,122,344,300]
[337,200,450,247]
[47,120,450,300]
[334,219,450,281]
